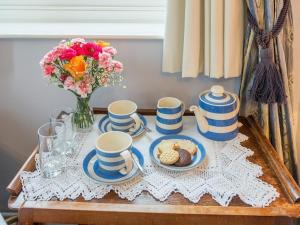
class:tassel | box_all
[250,48,286,104]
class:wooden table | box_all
[6,109,300,225]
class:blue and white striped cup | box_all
[108,100,142,133]
[95,131,133,175]
[156,97,185,134]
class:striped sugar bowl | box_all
[156,97,185,134]
[190,85,241,141]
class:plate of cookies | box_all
[149,135,206,171]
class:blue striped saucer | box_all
[82,147,144,184]
[98,114,147,138]
[149,135,206,172]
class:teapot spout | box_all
[189,105,209,133]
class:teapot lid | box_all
[200,85,236,106]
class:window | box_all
[0,0,166,38]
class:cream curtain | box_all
[162,0,244,78]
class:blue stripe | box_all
[93,162,124,179]
[200,95,235,106]
[206,117,237,127]
[197,127,238,141]
[96,149,122,158]
[82,149,95,175]
[97,159,125,167]
[156,125,183,134]
[208,93,226,100]
[108,112,131,119]
[199,100,237,114]
[158,106,182,114]
[110,120,133,126]
[111,127,130,132]
[156,116,182,125]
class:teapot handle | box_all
[189,105,209,133]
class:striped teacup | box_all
[95,131,133,174]
[108,100,142,133]
[156,97,185,134]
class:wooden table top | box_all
[6,109,300,220]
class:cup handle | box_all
[120,150,133,175]
[129,113,142,133]
[181,101,186,116]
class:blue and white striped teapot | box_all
[189,85,241,141]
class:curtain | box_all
[162,0,244,78]
[240,0,298,179]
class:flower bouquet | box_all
[40,38,123,132]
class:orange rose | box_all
[96,40,110,48]
[63,56,87,81]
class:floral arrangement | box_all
[40,38,123,98]
[40,38,124,132]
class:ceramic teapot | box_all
[190,85,241,141]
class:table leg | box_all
[18,208,33,225]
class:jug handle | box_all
[189,105,209,133]
[233,94,243,128]
[233,94,240,116]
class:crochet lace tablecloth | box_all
[20,115,279,207]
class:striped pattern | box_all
[98,114,147,138]
[96,146,131,173]
[83,147,144,183]
[198,91,239,141]
[156,104,184,134]
[108,112,134,132]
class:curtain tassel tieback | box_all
[250,46,286,104]
[247,0,290,104]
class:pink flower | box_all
[98,52,112,68]
[102,46,117,56]
[40,45,67,66]
[63,77,76,91]
[70,43,84,56]
[75,79,92,98]
[59,48,77,60]
[82,42,102,60]
[43,64,55,76]
[112,60,123,73]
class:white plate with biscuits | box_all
[149,135,206,172]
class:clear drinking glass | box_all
[50,107,76,156]
[38,121,66,178]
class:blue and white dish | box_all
[98,114,147,138]
[156,97,185,134]
[83,147,144,184]
[149,135,206,172]
[190,85,240,141]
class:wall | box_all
[0,38,239,211]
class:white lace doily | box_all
[20,115,279,207]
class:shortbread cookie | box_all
[174,149,192,167]
[159,150,179,165]
[158,140,177,154]
[175,140,197,155]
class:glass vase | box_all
[73,96,94,133]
